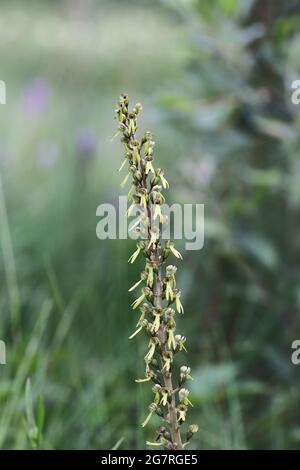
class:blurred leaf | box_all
[245,169,284,189]
[228,380,267,398]
[25,379,35,429]
[194,100,234,131]
[238,234,279,269]
[204,218,229,240]
[254,117,296,141]
[37,395,45,437]
[112,437,125,450]
[191,363,238,400]
[219,0,238,15]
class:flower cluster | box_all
[114,94,198,450]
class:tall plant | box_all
[114,94,198,450]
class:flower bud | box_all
[164,307,175,316]
[120,93,129,104]
[133,102,142,114]
[152,384,162,393]
[149,403,157,413]
[179,388,189,403]
[186,424,199,441]
[166,265,177,276]
[179,366,192,385]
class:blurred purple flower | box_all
[36,141,59,170]
[22,78,51,118]
[75,129,97,161]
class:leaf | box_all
[25,378,35,429]
[112,437,125,450]
[37,394,45,435]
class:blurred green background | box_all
[1,0,300,450]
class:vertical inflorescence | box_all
[114,94,198,450]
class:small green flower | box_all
[135,302,150,324]
[143,131,153,142]
[159,387,169,406]
[148,227,159,249]
[153,204,163,223]
[131,291,145,310]
[175,334,187,352]
[156,168,169,189]
[128,243,142,264]
[142,403,157,428]
[180,366,193,384]
[144,139,155,158]
[164,307,175,317]
[165,280,174,302]
[166,265,177,284]
[162,351,173,372]
[151,308,163,333]
[186,424,199,442]
[179,388,193,407]
[152,384,162,404]
[165,241,182,260]
[146,261,155,288]
[167,324,176,350]
[132,168,142,184]
[144,337,159,362]
[132,102,142,114]
[128,114,137,135]
[145,156,155,175]
[131,287,152,310]
[132,144,140,165]
[177,404,188,424]
[129,319,148,339]
[135,369,154,383]
[128,271,147,292]
[174,290,184,314]
[136,188,148,209]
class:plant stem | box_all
[154,257,183,450]
[141,142,183,449]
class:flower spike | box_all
[115,95,194,450]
